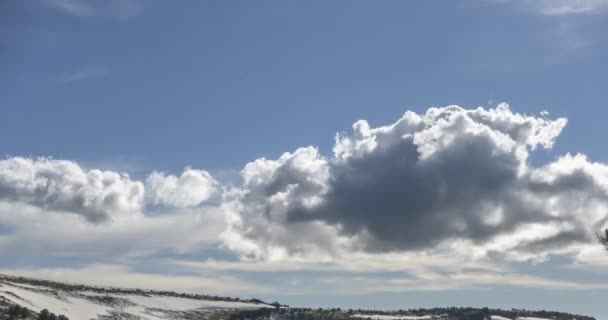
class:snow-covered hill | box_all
[353,314,437,320]
[0,274,595,320]
[0,273,272,320]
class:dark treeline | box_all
[353,307,595,320]
[227,307,595,320]
[0,305,68,320]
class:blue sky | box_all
[3,0,608,172]
[1,1,608,319]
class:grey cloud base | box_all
[223,104,608,261]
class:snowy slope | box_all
[0,274,272,320]
[353,314,437,320]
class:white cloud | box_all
[175,254,605,294]
[146,168,218,208]
[0,158,221,221]
[0,158,224,259]
[0,157,144,222]
[0,201,225,258]
[530,0,608,16]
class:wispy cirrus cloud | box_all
[479,0,606,71]
[489,0,608,16]
[45,0,94,17]
[526,0,608,16]
[45,0,144,20]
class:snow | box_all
[516,318,553,320]
[0,278,271,320]
[0,282,110,319]
[491,316,513,320]
[3,281,45,290]
[124,294,265,311]
[353,314,434,320]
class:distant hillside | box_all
[226,307,596,320]
[0,274,596,320]
[0,273,274,319]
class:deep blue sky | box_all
[2,0,607,175]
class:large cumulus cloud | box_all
[222,104,608,261]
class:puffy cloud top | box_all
[0,157,144,222]
[146,168,218,208]
[0,158,219,222]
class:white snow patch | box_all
[0,278,271,320]
[353,314,435,320]
[0,283,110,319]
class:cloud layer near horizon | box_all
[1,104,607,270]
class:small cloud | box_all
[146,168,219,209]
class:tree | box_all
[598,229,608,251]
[19,306,30,319]
[7,305,20,317]
[33,309,66,320]
[38,309,50,320]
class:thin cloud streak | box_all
[52,66,110,85]
[44,0,144,20]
